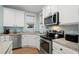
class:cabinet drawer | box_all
[53,42,78,54]
[53,47,62,54]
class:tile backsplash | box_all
[50,24,78,35]
[4,27,23,33]
[60,24,78,34]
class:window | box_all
[26,15,35,28]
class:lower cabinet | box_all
[22,35,40,50]
[53,48,62,54]
[0,35,10,41]
[53,42,78,54]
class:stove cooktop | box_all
[40,35,55,41]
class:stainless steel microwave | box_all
[44,12,59,25]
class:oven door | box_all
[40,38,52,54]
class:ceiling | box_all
[3,5,45,13]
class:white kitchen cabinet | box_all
[42,7,46,18]
[5,35,10,41]
[42,5,79,25]
[0,35,10,41]
[52,47,62,54]
[22,35,29,47]
[42,6,50,18]
[50,5,58,15]
[45,6,51,17]
[3,7,24,27]
[3,7,15,26]
[22,35,40,50]
[43,5,58,18]
[53,42,78,54]
[72,6,79,23]
[58,5,79,25]
[15,10,24,27]
[28,35,40,49]
[42,6,47,18]
[0,36,5,41]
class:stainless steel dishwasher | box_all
[10,35,22,49]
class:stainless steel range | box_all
[40,30,64,54]
[40,37,52,54]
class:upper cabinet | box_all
[3,8,15,26]
[42,5,57,18]
[42,5,79,25]
[50,5,58,15]
[42,6,50,18]
[15,10,24,27]
[3,7,24,27]
[58,5,79,25]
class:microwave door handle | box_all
[52,16,53,24]
[54,13,57,24]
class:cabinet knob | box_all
[60,48,63,51]
[52,49,54,50]
[59,22,61,24]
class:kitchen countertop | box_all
[0,32,42,36]
[53,38,79,52]
[0,41,12,54]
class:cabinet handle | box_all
[60,48,63,51]
[52,49,54,50]
[59,22,61,24]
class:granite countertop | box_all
[53,38,79,52]
[0,41,12,54]
[0,32,41,36]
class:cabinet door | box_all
[72,5,79,23]
[43,6,51,18]
[46,6,51,17]
[58,6,72,24]
[58,5,79,24]
[27,35,35,47]
[42,7,46,18]
[0,36,5,41]
[15,10,24,27]
[3,8,15,26]
[34,36,40,50]
[53,42,78,54]
[22,35,29,47]
[53,49,62,54]
[5,35,10,41]
[50,5,57,15]
[22,35,40,49]
[28,35,40,50]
